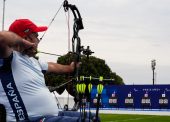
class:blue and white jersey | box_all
[0,51,59,122]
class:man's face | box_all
[23,32,40,57]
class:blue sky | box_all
[1,0,170,84]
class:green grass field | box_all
[100,114,170,122]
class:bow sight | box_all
[81,46,94,59]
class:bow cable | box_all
[2,0,6,31]
[40,1,64,41]
[64,9,71,52]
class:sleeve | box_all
[38,59,48,73]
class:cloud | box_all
[1,0,170,84]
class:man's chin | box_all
[28,52,37,57]
[23,50,37,57]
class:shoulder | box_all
[34,58,48,71]
[12,51,27,60]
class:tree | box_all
[45,53,124,88]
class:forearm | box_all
[0,31,22,57]
[47,62,74,74]
[0,31,35,55]
[0,31,23,47]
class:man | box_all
[0,19,87,122]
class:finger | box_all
[22,39,35,49]
[22,39,34,46]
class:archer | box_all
[0,19,91,122]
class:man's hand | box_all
[0,31,37,57]
[0,31,36,54]
[14,39,36,53]
[22,39,36,49]
[70,62,81,73]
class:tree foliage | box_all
[45,53,124,88]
